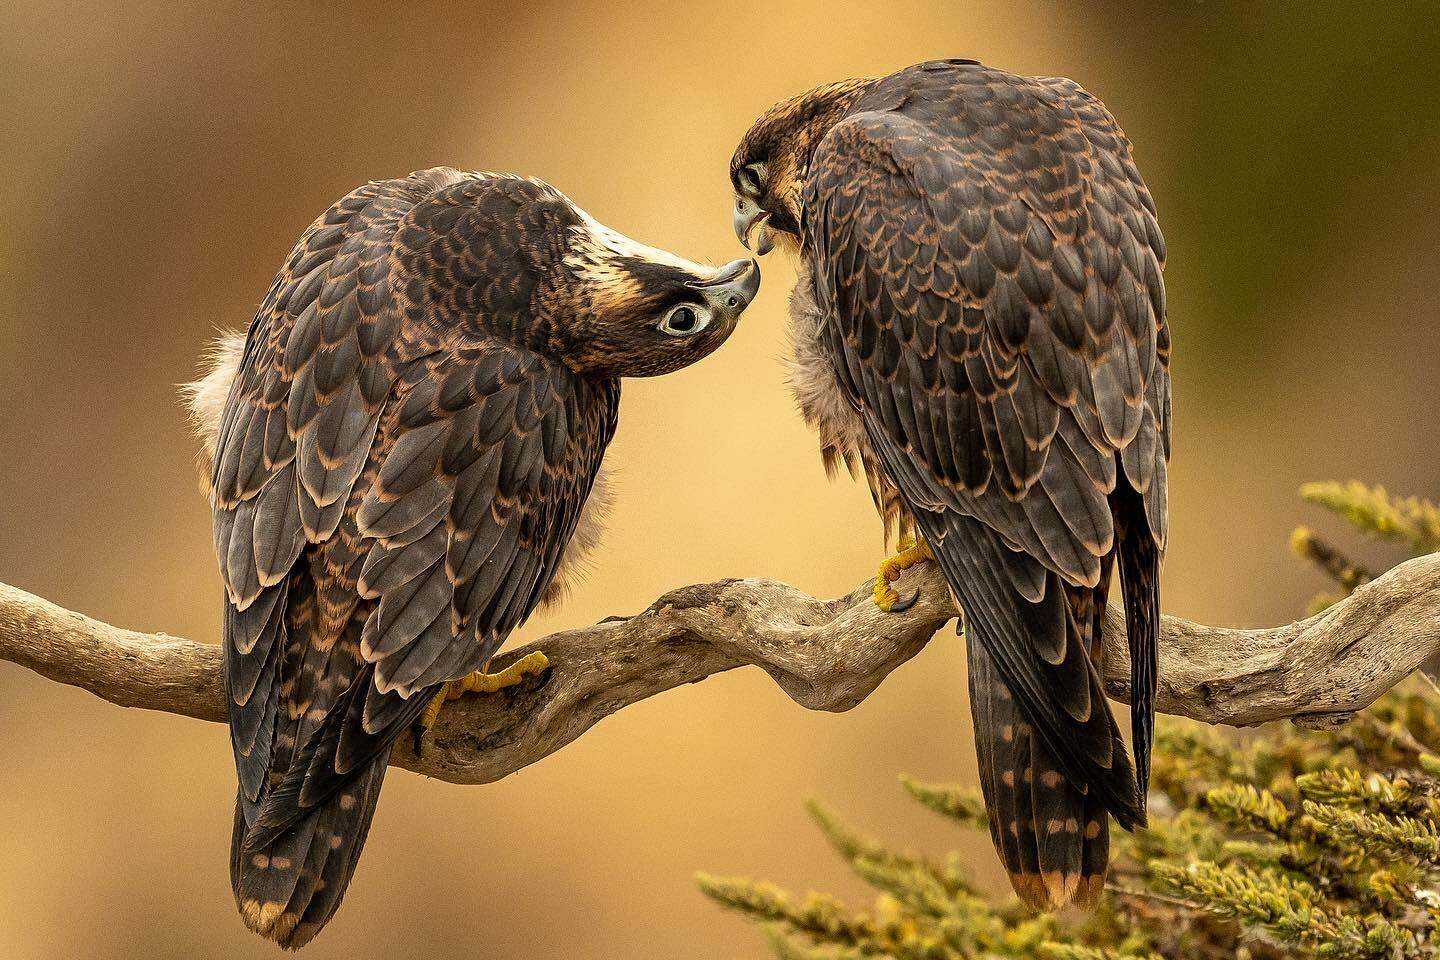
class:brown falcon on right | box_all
[730,59,1170,909]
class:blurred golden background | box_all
[2,2,1438,957]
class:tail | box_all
[1113,479,1161,796]
[919,513,1137,913]
[969,639,1109,911]
[230,752,390,950]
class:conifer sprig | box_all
[1300,482,1440,555]
[899,775,989,829]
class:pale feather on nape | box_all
[560,198,721,315]
[181,329,246,478]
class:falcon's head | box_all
[730,78,874,256]
[554,202,760,379]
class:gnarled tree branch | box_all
[2,553,1438,785]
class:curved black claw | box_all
[887,588,921,614]
[410,721,428,757]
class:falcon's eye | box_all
[739,162,766,196]
[658,303,711,337]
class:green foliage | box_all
[1204,784,1291,835]
[700,484,1440,958]
[899,776,988,830]
[1299,483,1440,555]
[1293,482,1440,613]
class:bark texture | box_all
[2,553,1437,784]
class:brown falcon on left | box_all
[184,167,758,949]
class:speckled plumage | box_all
[191,167,754,948]
[735,60,1170,910]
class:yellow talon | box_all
[419,689,446,735]
[415,651,551,745]
[448,650,550,696]
[873,536,935,612]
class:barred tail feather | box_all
[231,753,389,950]
[969,636,1109,910]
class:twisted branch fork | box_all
[2,552,1438,785]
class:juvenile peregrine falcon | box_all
[730,60,1169,909]
[187,167,758,948]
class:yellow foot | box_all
[413,651,550,750]
[873,535,935,613]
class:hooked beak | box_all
[686,257,761,311]
[733,198,774,256]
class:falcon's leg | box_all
[411,651,551,751]
[874,529,935,613]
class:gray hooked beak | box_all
[733,198,774,256]
[686,257,761,311]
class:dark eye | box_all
[739,162,766,195]
[659,303,711,337]
[669,307,697,331]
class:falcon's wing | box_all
[214,174,425,816]
[211,170,616,847]
[246,345,615,848]
[805,68,1168,820]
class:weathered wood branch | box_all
[2,553,1438,785]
